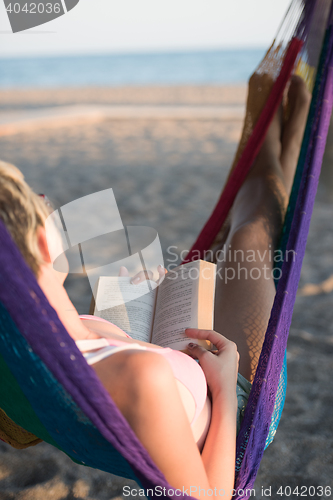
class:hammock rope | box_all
[1,1,333,499]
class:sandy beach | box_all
[0,85,332,500]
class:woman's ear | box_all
[37,226,52,264]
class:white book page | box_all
[151,262,200,350]
[94,277,156,342]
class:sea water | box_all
[0,48,266,88]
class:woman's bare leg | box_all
[214,76,311,382]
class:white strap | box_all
[76,338,110,351]
[77,340,146,366]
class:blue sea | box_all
[0,49,266,88]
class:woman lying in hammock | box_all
[0,74,310,498]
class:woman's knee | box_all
[230,170,288,237]
[228,219,272,255]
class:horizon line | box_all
[0,45,267,61]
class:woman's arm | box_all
[186,329,239,494]
[92,329,239,498]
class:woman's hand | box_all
[119,265,166,285]
[186,328,239,401]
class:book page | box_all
[151,261,201,350]
[94,277,156,342]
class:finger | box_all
[119,266,129,277]
[131,270,154,284]
[186,328,231,352]
[156,265,166,285]
[187,342,212,360]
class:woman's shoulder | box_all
[91,347,176,410]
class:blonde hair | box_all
[0,160,50,276]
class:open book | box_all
[92,260,216,351]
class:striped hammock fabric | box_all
[1,1,333,499]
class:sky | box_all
[0,0,291,58]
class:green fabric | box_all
[1,357,81,466]
[0,351,62,448]
[0,351,85,465]
[236,373,252,435]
